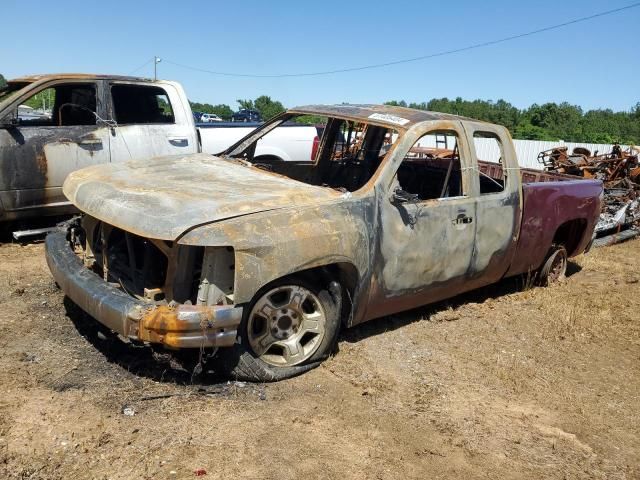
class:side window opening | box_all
[474,132,505,194]
[18,84,97,127]
[395,130,464,201]
[111,84,175,125]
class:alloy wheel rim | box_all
[247,285,326,367]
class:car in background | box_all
[232,109,262,123]
[199,121,319,162]
[18,104,51,122]
[200,113,223,123]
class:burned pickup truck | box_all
[45,105,602,381]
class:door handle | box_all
[77,137,104,151]
[168,137,189,147]
[452,214,473,226]
[78,138,103,146]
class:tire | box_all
[216,276,342,382]
[536,244,568,286]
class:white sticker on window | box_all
[368,113,410,126]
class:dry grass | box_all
[0,239,639,479]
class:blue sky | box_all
[1,0,638,111]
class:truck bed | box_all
[478,160,582,184]
[478,159,602,277]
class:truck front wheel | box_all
[536,244,568,286]
[217,276,341,381]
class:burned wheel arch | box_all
[177,199,373,314]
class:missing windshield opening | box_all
[226,114,398,193]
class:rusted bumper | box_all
[45,230,242,349]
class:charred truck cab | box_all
[46,105,603,381]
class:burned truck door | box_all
[367,123,477,318]
[462,122,521,288]
[107,83,197,162]
[0,80,111,218]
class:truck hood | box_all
[63,153,340,240]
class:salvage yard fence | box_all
[477,139,631,170]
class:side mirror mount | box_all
[0,113,19,128]
[391,187,419,204]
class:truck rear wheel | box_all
[537,244,567,286]
[217,276,341,382]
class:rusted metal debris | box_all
[539,144,640,243]
[538,144,639,181]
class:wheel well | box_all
[292,263,358,295]
[312,262,359,327]
[271,263,359,325]
[321,262,358,300]
[552,219,587,256]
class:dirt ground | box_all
[0,235,638,480]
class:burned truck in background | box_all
[46,105,602,381]
[0,74,200,222]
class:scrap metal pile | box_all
[538,144,640,245]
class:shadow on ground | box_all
[341,261,582,344]
[64,297,224,386]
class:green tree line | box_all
[385,98,640,145]
[190,95,285,121]
[3,71,637,143]
[193,94,639,144]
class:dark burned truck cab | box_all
[46,104,603,382]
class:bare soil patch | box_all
[0,238,638,479]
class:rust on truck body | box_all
[136,304,240,348]
[46,104,602,352]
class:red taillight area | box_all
[311,136,320,160]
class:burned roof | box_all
[9,73,156,83]
[289,104,485,130]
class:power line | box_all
[129,57,154,76]
[162,2,640,78]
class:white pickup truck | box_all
[0,73,318,221]
[199,122,318,163]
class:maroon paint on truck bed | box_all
[478,160,602,277]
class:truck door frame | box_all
[0,78,111,217]
[363,120,479,320]
[105,81,198,162]
[461,121,522,289]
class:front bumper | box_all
[45,230,243,349]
